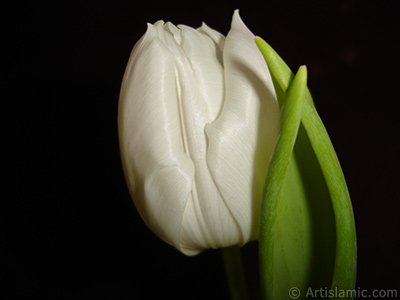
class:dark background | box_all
[4,0,399,299]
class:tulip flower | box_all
[119,9,357,300]
[118,10,279,255]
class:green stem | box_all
[221,246,249,300]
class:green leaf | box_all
[256,37,357,300]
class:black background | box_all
[4,0,399,299]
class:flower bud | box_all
[118,10,279,255]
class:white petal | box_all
[166,24,241,254]
[205,10,280,243]
[179,24,225,121]
[118,24,194,249]
[197,23,225,59]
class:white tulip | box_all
[118,10,279,255]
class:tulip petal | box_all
[205,10,280,243]
[168,26,244,254]
[197,23,225,61]
[179,24,225,121]
[118,24,195,249]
